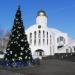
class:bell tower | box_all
[36,10,48,26]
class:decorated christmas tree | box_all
[4,6,32,67]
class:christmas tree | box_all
[4,6,32,67]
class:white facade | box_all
[26,10,71,59]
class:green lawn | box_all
[0,59,75,75]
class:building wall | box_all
[0,37,9,52]
[26,24,69,59]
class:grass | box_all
[0,59,75,75]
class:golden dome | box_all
[37,10,46,16]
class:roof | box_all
[37,10,46,16]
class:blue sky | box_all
[0,0,75,39]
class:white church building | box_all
[0,10,75,59]
[26,10,75,59]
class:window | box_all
[57,38,59,43]
[66,49,69,53]
[38,30,41,38]
[57,45,63,49]
[35,49,44,56]
[43,39,45,44]
[34,31,36,45]
[39,52,42,56]
[43,31,45,45]
[38,25,41,29]
[30,33,32,38]
[30,33,32,44]
[43,30,45,38]
[47,32,48,45]
[73,46,75,52]
[50,35,51,44]
[47,39,48,45]
[47,32,48,38]
[60,37,63,41]
[34,39,36,45]
[34,31,36,38]
[38,39,41,45]
[57,36,65,43]
[38,30,41,45]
